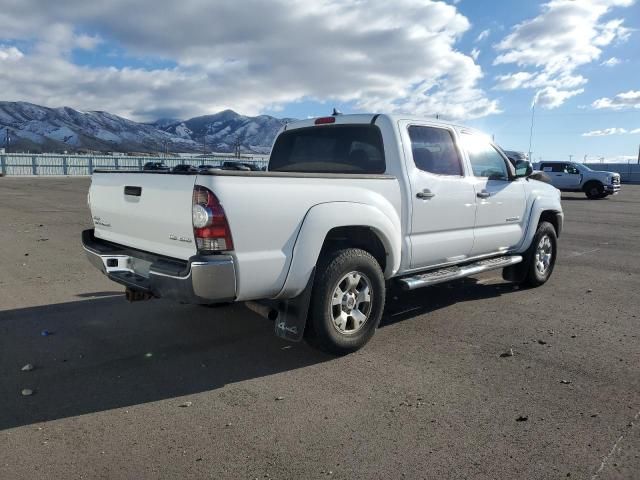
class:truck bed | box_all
[89,170,402,301]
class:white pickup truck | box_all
[83,113,563,354]
[535,161,621,199]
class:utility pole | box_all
[569,154,573,162]
[528,100,535,162]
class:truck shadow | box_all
[382,277,518,327]
[1,277,516,430]
[0,297,329,431]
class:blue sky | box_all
[0,0,638,161]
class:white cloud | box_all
[600,56,621,66]
[592,90,640,110]
[475,29,490,42]
[534,87,584,109]
[493,0,634,108]
[582,127,627,137]
[630,128,640,134]
[0,0,499,121]
[0,46,23,61]
[470,48,480,60]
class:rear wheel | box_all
[306,248,385,355]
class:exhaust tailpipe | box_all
[245,301,279,321]
[125,288,154,302]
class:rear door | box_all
[540,162,564,189]
[460,133,527,257]
[89,172,197,260]
[401,123,476,268]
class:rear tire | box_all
[306,248,385,355]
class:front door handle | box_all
[477,190,491,199]
[416,189,436,199]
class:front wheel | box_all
[522,221,557,287]
[306,248,385,355]
[584,182,604,199]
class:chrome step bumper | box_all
[82,229,237,304]
[398,255,523,291]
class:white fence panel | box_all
[0,154,269,176]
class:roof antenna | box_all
[332,108,342,116]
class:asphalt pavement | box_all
[0,177,638,479]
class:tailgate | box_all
[89,173,197,260]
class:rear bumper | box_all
[82,229,236,304]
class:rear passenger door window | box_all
[542,163,563,173]
[408,126,463,176]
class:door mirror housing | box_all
[515,160,533,178]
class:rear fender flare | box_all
[274,202,401,299]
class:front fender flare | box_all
[516,196,563,253]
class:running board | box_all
[398,255,523,291]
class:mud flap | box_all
[274,268,315,342]
[502,253,529,282]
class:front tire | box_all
[522,221,557,287]
[584,181,604,199]
[306,248,385,355]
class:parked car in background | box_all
[142,161,170,172]
[534,161,621,199]
[172,164,198,173]
[221,161,264,171]
[83,113,563,354]
[503,150,528,167]
[503,150,551,185]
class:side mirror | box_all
[515,160,533,178]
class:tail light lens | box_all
[192,185,233,252]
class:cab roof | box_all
[283,113,479,135]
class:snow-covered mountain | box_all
[0,102,292,154]
[155,109,295,155]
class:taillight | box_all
[192,185,233,252]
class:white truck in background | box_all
[535,161,621,199]
[83,113,563,354]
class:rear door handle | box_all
[477,190,491,199]
[416,189,435,199]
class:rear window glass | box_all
[269,125,386,174]
[541,163,563,173]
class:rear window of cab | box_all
[268,125,386,174]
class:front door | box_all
[460,133,527,257]
[404,124,477,268]
[556,163,582,189]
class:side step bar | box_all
[398,255,523,291]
